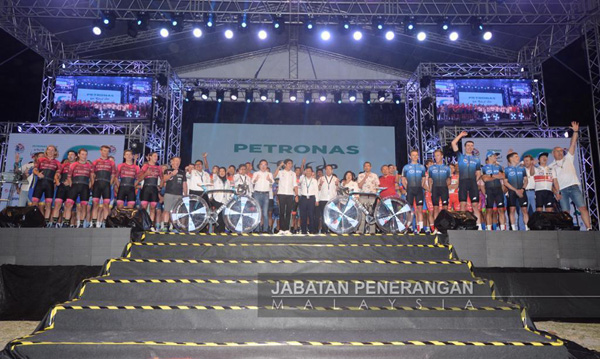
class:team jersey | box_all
[92,158,116,183]
[69,161,93,184]
[449,174,459,194]
[141,164,162,187]
[428,164,451,187]
[456,152,481,179]
[533,166,554,191]
[481,163,503,189]
[35,157,61,180]
[117,163,140,187]
[59,162,73,183]
[401,163,426,188]
[504,165,527,190]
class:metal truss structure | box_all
[0,122,148,173]
[438,126,598,230]
[36,60,183,164]
[584,16,600,197]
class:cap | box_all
[486,150,499,158]
[538,152,549,159]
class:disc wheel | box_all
[170,195,209,232]
[323,195,363,234]
[374,197,412,233]
[223,195,262,233]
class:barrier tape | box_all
[130,242,450,248]
[54,304,519,311]
[108,258,467,265]
[145,232,435,237]
[84,278,486,285]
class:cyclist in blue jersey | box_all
[481,151,506,230]
[504,150,530,231]
[451,131,483,229]
[428,149,452,222]
[401,149,427,233]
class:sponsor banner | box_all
[458,92,503,106]
[192,124,396,175]
[76,88,121,103]
[1,134,125,208]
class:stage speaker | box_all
[528,211,576,231]
[0,206,45,228]
[434,210,478,234]
[106,207,152,241]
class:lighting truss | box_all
[184,78,403,93]
[437,126,598,230]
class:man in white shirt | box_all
[233,165,253,195]
[186,159,212,203]
[252,159,274,233]
[298,166,319,234]
[274,159,298,235]
[357,161,380,234]
[15,152,41,206]
[317,165,339,233]
[549,121,591,230]
[532,153,560,212]
[523,154,536,216]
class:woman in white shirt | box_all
[252,159,274,233]
[341,171,360,195]
[210,167,231,233]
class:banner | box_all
[192,124,395,176]
[1,134,125,208]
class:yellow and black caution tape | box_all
[109,258,466,265]
[130,242,450,248]
[144,232,435,237]
[84,278,486,285]
[55,304,519,311]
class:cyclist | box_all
[115,149,140,209]
[63,149,93,228]
[451,131,483,229]
[481,151,506,230]
[138,152,161,224]
[401,149,426,233]
[428,149,452,228]
[31,145,61,224]
[504,151,529,230]
[90,145,116,228]
[51,150,77,227]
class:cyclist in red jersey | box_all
[115,149,140,209]
[32,145,61,224]
[90,145,116,227]
[138,152,161,223]
[63,149,93,227]
[51,150,77,226]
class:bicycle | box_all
[170,184,262,233]
[322,187,411,234]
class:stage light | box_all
[385,30,395,41]
[170,14,184,32]
[260,90,268,101]
[334,92,342,104]
[289,91,297,102]
[245,89,253,103]
[304,16,315,31]
[340,17,351,32]
[449,31,459,41]
[437,17,450,34]
[404,17,416,34]
[348,90,357,102]
[378,90,386,102]
[372,17,384,32]
[192,26,203,38]
[159,27,170,38]
[201,89,210,100]
[564,131,569,138]
[230,89,238,101]
[61,63,66,69]
[92,24,102,36]
[273,16,284,33]
[204,13,215,31]
[353,30,363,41]
[101,11,116,29]
[127,21,138,38]
[483,30,493,41]
[224,29,234,39]
[216,90,225,102]
[393,94,402,105]
[417,31,427,41]
[319,92,327,102]
[471,18,484,36]
[135,13,149,31]
[304,91,312,104]
[321,30,331,41]
[185,90,195,102]
[275,91,283,103]
[238,13,249,32]
[258,29,268,40]
[362,91,371,104]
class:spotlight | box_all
[304,91,312,104]
[393,94,402,105]
[135,13,149,31]
[192,26,203,38]
[304,16,315,31]
[260,90,268,101]
[348,90,357,102]
[245,89,253,103]
[416,31,427,41]
[238,13,249,32]
[257,29,268,40]
[275,91,283,103]
[340,17,351,32]
[353,30,363,41]
[185,90,195,102]
[372,17,384,32]
[127,21,138,38]
[564,131,569,138]
[216,90,225,102]
[289,91,297,102]
[437,17,450,34]
[200,89,210,100]
[170,14,184,32]
[204,13,215,31]
[378,91,386,102]
[334,92,342,104]
[449,31,459,41]
[404,17,416,34]
[159,27,170,38]
[92,23,102,36]
[100,11,116,29]
[319,92,327,102]
[362,91,371,104]
[224,29,234,39]
[230,89,238,101]
[272,16,284,33]
[385,30,395,41]
[470,18,484,36]
[483,30,493,41]
[321,30,331,41]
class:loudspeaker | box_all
[434,210,478,234]
[106,207,152,241]
[0,206,45,227]
[528,211,576,231]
